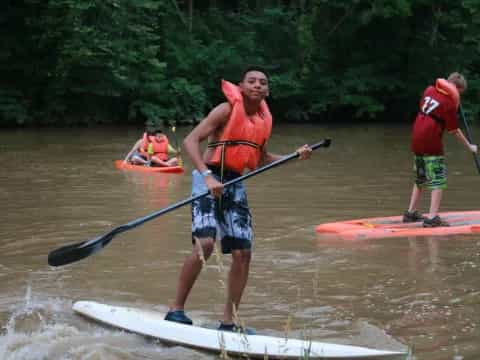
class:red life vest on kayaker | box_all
[412,78,460,155]
[208,80,272,174]
[418,78,460,127]
[435,78,460,110]
[140,132,169,161]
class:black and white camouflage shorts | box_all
[191,167,253,254]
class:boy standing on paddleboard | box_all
[164,67,312,333]
[403,72,478,227]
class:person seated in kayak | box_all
[123,128,180,167]
[403,72,478,227]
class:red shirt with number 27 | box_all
[411,85,459,155]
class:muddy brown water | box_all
[0,124,479,359]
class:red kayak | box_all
[316,211,480,240]
[114,160,184,174]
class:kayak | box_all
[73,301,406,359]
[316,211,480,240]
[114,160,184,173]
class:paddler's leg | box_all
[404,155,427,223]
[151,156,178,167]
[166,169,218,324]
[217,179,255,334]
[223,249,251,324]
[423,189,448,227]
[130,152,149,165]
[422,156,449,227]
[407,184,423,213]
[408,156,426,213]
[404,185,425,223]
[428,189,442,218]
[166,157,179,166]
[150,156,171,167]
[167,237,214,320]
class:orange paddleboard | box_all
[316,211,480,240]
[114,160,184,174]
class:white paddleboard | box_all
[73,301,406,359]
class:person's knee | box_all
[194,238,215,260]
[131,155,145,164]
[202,241,214,259]
[232,250,251,265]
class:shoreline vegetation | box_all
[2,1,480,128]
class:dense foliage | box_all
[1,0,480,127]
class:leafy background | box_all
[1,0,480,127]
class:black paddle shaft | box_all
[459,105,480,174]
[48,139,331,267]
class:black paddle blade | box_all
[48,234,114,267]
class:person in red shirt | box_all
[403,72,478,227]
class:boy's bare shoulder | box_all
[209,102,232,119]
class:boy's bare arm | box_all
[183,102,231,198]
[183,102,231,173]
[123,139,143,163]
[260,144,312,166]
[450,128,478,153]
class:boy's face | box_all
[239,71,269,101]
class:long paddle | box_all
[48,139,331,267]
[459,105,480,174]
[171,126,183,167]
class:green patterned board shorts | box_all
[413,155,447,190]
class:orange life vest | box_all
[140,132,169,161]
[435,78,460,110]
[208,80,272,174]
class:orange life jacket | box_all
[208,80,272,175]
[140,133,169,161]
[435,78,460,110]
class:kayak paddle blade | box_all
[48,234,114,267]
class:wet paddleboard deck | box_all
[114,160,184,173]
[73,301,405,359]
[316,211,480,240]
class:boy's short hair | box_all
[145,125,163,136]
[448,72,467,91]
[240,66,269,82]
